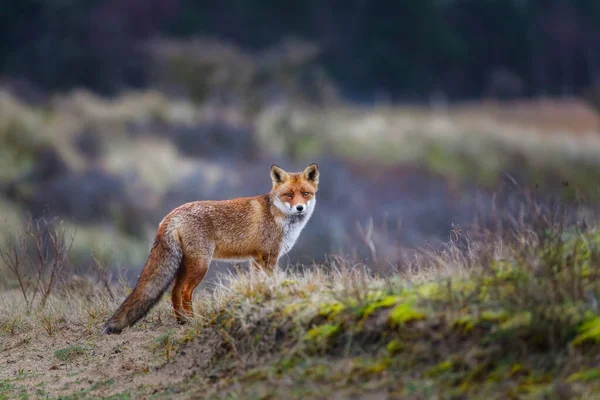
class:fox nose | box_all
[296,205,304,212]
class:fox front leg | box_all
[253,252,279,273]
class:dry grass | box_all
[2,209,600,399]
[257,98,600,190]
[176,219,600,399]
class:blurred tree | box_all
[2,0,600,101]
[0,0,178,94]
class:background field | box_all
[3,2,600,399]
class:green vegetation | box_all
[152,330,178,362]
[2,217,600,398]
[115,220,599,399]
[54,345,88,363]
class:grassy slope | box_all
[2,223,600,399]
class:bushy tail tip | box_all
[103,323,122,335]
[103,234,183,334]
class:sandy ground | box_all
[1,324,186,398]
[0,286,207,399]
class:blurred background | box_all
[2,0,600,283]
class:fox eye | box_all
[285,193,293,198]
[302,192,310,197]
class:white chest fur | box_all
[279,206,314,256]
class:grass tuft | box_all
[54,345,88,362]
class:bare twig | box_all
[39,218,73,309]
[1,214,73,311]
[0,233,31,308]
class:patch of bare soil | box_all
[0,314,212,398]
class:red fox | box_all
[104,163,319,334]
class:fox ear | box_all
[303,163,319,186]
[270,165,290,186]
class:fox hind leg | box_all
[171,264,187,324]
[180,256,210,321]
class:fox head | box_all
[270,163,319,218]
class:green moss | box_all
[304,324,340,341]
[284,303,306,317]
[453,315,476,332]
[508,364,527,378]
[481,310,508,322]
[318,302,345,319]
[515,382,553,397]
[567,368,600,383]
[361,295,401,318]
[389,302,425,327]
[573,316,600,346]
[386,339,404,355]
[425,360,454,377]
[303,324,341,351]
[358,358,392,375]
[497,312,531,332]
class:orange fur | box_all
[104,163,319,334]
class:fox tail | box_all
[104,228,182,334]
